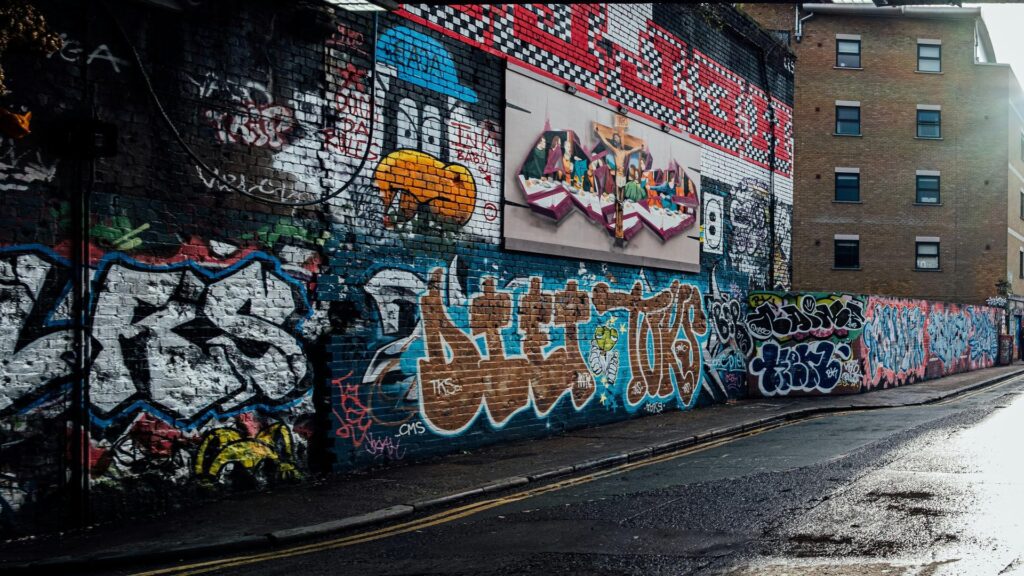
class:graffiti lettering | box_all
[861,301,926,388]
[395,421,426,437]
[331,373,371,448]
[749,341,852,397]
[969,309,998,363]
[193,165,314,203]
[747,293,865,341]
[419,272,595,432]
[593,280,706,405]
[0,246,312,424]
[0,138,58,192]
[203,103,295,150]
[364,433,405,460]
[927,310,970,366]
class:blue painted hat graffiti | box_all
[376,26,478,104]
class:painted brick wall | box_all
[0,1,794,534]
[746,292,1003,397]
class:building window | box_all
[916,109,941,138]
[1020,250,1023,279]
[1020,189,1023,220]
[836,105,861,135]
[917,43,941,72]
[916,241,940,270]
[837,38,861,68]
[835,238,860,269]
[835,171,860,202]
[916,174,940,204]
[1020,132,1023,162]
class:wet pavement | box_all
[104,372,1024,576]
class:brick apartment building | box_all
[744,2,1024,312]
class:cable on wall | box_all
[102,0,380,207]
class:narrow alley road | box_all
[120,376,1024,576]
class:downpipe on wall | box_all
[67,0,96,529]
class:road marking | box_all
[130,417,812,576]
[130,371,1024,576]
[930,373,1024,406]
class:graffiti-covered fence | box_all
[746,292,1003,397]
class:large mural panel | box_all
[503,69,702,272]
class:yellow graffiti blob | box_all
[375,149,477,228]
[194,423,299,483]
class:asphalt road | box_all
[123,376,1024,576]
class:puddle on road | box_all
[723,390,1024,576]
[723,558,957,576]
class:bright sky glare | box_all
[973,3,1024,84]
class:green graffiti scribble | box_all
[241,221,328,249]
[91,216,150,251]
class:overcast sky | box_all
[973,3,1024,83]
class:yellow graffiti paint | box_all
[375,149,477,228]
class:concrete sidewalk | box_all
[4,364,1024,571]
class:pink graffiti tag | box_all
[364,433,405,460]
[331,372,372,447]
[204,103,295,150]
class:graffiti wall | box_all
[332,252,713,467]
[747,292,1003,397]
[0,1,796,534]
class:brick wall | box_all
[0,1,797,534]
[745,4,1014,304]
[746,292,1002,397]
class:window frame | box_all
[915,173,941,204]
[834,238,860,269]
[916,108,941,139]
[917,42,941,72]
[834,169,861,202]
[836,38,861,68]
[915,241,940,271]
[835,104,861,136]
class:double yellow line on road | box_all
[131,417,805,576]
[132,372,1024,576]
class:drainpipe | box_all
[795,5,814,44]
[760,47,780,289]
[68,0,95,529]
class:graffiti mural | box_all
[749,292,1004,397]
[0,242,318,528]
[516,116,699,242]
[746,291,868,397]
[504,69,702,271]
[860,298,927,389]
[335,257,709,454]
[368,24,501,241]
[701,267,752,399]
